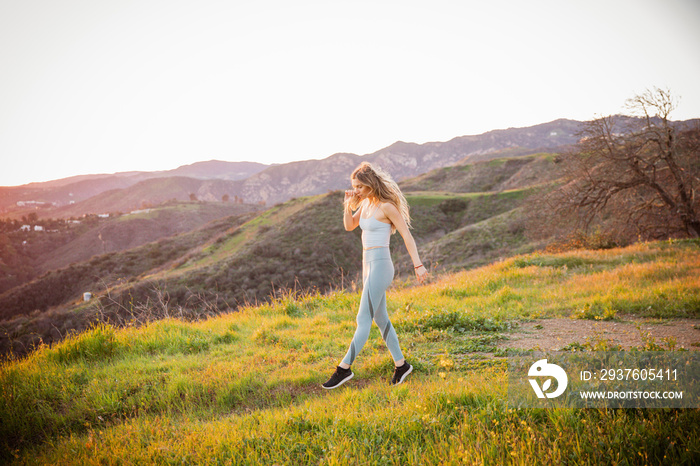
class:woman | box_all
[322,162,428,389]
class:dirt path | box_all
[501,316,700,352]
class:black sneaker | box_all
[322,366,354,389]
[391,362,413,385]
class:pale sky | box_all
[1,0,699,187]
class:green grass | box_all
[405,188,530,208]
[2,240,700,464]
[112,202,199,221]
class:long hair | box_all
[346,162,411,233]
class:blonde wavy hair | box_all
[346,162,411,233]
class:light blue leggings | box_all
[342,247,404,366]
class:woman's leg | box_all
[341,263,374,366]
[341,252,403,366]
[368,258,403,364]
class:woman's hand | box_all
[415,265,429,284]
[343,191,361,231]
[344,190,357,204]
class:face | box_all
[351,179,372,200]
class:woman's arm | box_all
[380,203,429,283]
[343,192,362,231]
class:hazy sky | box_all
[1,0,699,186]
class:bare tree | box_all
[529,88,700,243]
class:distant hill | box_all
[0,208,259,325]
[0,161,268,217]
[162,160,270,181]
[38,201,262,273]
[48,177,252,218]
[0,201,261,295]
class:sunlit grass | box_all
[2,239,699,464]
[405,188,531,207]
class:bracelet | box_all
[414,264,424,269]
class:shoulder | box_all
[378,201,400,217]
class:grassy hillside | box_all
[0,186,543,359]
[1,240,698,464]
[80,187,540,323]
[398,153,558,193]
[95,194,365,314]
[401,188,536,270]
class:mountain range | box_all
[0,118,582,218]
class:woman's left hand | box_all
[415,265,429,284]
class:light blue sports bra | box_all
[360,206,392,249]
